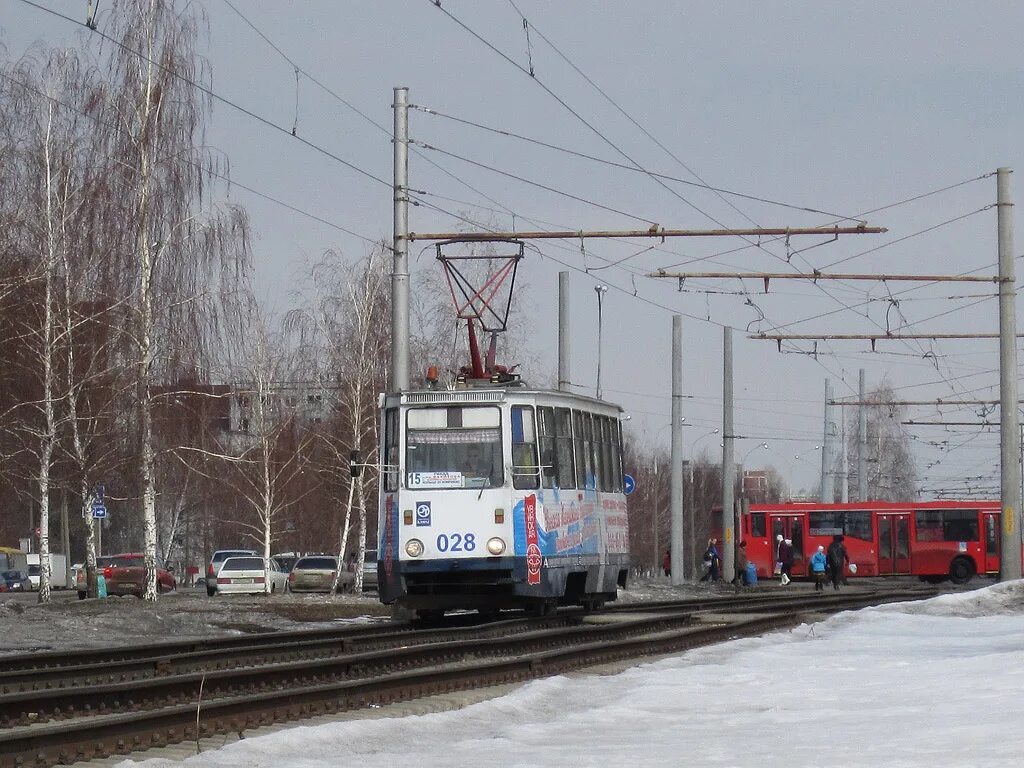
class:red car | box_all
[76,553,176,598]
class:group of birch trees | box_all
[0,1,390,601]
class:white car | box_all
[214,556,289,595]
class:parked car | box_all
[288,555,353,593]
[361,549,378,591]
[270,552,299,574]
[76,554,176,599]
[0,570,31,592]
[206,549,258,596]
[214,556,288,595]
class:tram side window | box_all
[613,420,624,493]
[808,511,843,537]
[842,511,872,541]
[573,410,595,490]
[383,408,399,492]
[511,406,539,490]
[750,513,766,538]
[598,417,610,489]
[539,406,577,490]
[915,510,980,542]
[943,509,979,541]
[554,407,575,489]
[915,511,943,542]
[808,510,871,541]
[537,407,557,489]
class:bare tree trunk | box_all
[37,100,59,606]
[331,476,356,595]
[354,475,367,593]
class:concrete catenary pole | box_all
[839,418,849,503]
[821,378,832,502]
[997,167,1022,580]
[858,369,868,501]
[391,86,410,392]
[558,271,570,391]
[721,327,735,583]
[670,315,685,585]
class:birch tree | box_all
[102,0,252,599]
[180,311,315,593]
[289,247,389,594]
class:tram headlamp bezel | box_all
[405,539,424,557]
[486,537,506,556]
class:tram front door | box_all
[769,515,806,576]
[878,513,911,575]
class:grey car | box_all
[361,549,378,590]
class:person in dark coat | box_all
[700,538,721,582]
[827,535,850,591]
[778,538,795,585]
[662,549,671,578]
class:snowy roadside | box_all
[0,588,391,655]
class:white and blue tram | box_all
[376,385,630,617]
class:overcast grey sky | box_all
[4,1,1023,496]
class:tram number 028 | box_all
[436,533,476,552]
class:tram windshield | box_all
[406,406,503,489]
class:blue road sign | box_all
[623,474,636,495]
[91,500,107,519]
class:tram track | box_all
[0,586,935,768]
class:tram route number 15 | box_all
[436,533,476,552]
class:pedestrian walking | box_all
[827,535,850,591]
[700,538,721,582]
[662,549,671,578]
[810,545,828,591]
[778,537,794,585]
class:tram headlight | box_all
[405,539,424,558]
[486,537,506,556]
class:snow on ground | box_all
[117,581,1024,768]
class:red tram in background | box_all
[740,500,1002,584]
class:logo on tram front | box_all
[525,494,541,585]
[415,501,432,526]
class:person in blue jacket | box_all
[810,545,828,591]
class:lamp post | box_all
[594,284,608,399]
[791,445,822,499]
[737,442,770,501]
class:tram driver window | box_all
[406,406,503,489]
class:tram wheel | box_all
[949,557,974,585]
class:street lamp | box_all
[594,285,609,399]
[689,427,720,458]
[791,445,822,499]
[738,441,769,501]
[742,441,770,465]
